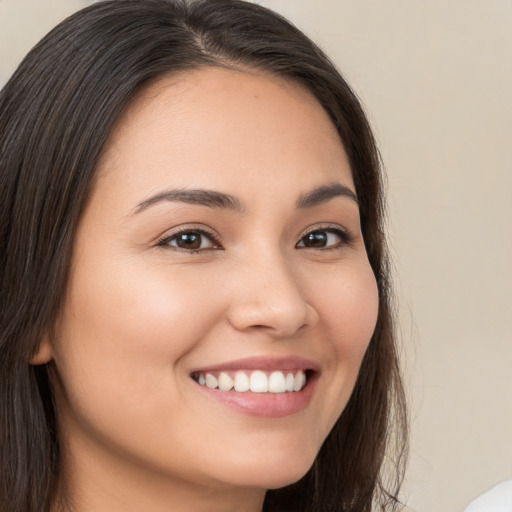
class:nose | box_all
[226,253,319,338]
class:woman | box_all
[0,1,407,510]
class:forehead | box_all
[93,66,353,205]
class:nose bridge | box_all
[227,245,316,336]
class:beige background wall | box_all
[1,1,511,511]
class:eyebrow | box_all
[133,188,246,215]
[132,182,358,216]
[296,183,358,208]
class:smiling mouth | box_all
[191,369,310,393]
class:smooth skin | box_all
[33,68,379,512]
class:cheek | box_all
[313,258,379,355]
[52,260,226,419]
[68,259,223,351]
[50,260,236,476]
[306,258,379,425]
[336,274,379,357]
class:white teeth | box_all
[293,370,305,392]
[250,370,268,393]
[196,369,308,393]
[285,372,295,392]
[205,374,218,389]
[218,372,234,391]
[234,371,250,392]
[268,371,287,393]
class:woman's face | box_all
[39,68,379,508]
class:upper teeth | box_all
[195,370,307,393]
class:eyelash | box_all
[157,225,352,253]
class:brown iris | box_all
[175,232,203,250]
[302,231,328,248]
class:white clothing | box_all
[464,480,512,512]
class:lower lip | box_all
[193,373,318,418]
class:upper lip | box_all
[190,356,320,374]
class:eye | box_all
[158,229,221,252]
[296,227,350,249]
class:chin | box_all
[214,446,317,491]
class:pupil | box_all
[305,231,326,247]
[178,232,201,250]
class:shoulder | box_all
[464,480,512,512]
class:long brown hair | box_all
[0,1,407,510]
